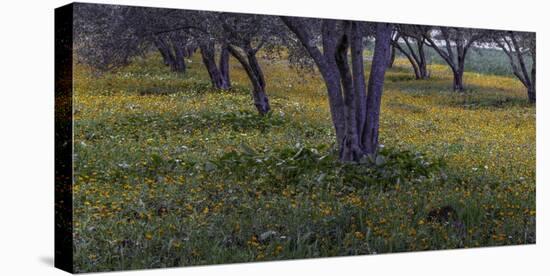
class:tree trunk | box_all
[199,42,229,90]
[154,37,174,68]
[157,46,171,67]
[418,62,428,79]
[219,45,231,89]
[282,19,397,160]
[388,44,396,68]
[496,33,535,104]
[417,40,429,79]
[362,23,392,154]
[452,69,464,91]
[335,22,363,161]
[154,37,187,73]
[251,86,271,115]
[323,67,346,149]
[246,51,270,115]
[227,45,271,115]
[280,18,346,148]
[392,37,425,80]
[410,58,421,79]
[350,22,367,148]
[172,45,186,73]
[319,21,347,149]
[281,18,392,160]
[454,47,466,91]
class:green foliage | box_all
[200,110,286,132]
[71,52,535,272]
[213,143,445,192]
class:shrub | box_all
[210,143,446,192]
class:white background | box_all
[0,0,548,275]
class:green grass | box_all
[72,53,535,272]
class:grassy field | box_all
[72,52,535,272]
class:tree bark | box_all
[417,39,429,79]
[281,18,346,147]
[335,22,363,161]
[172,44,186,73]
[154,37,175,68]
[318,21,348,148]
[227,45,271,115]
[392,39,421,79]
[154,37,187,73]
[156,45,171,67]
[350,22,367,147]
[423,27,480,91]
[282,18,392,161]
[219,45,232,89]
[452,69,464,91]
[388,44,396,68]
[495,32,535,103]
[199,42,230,90]
[391,35,429,80]
[362,23,392,154]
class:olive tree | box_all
[74,4,230,89]
[422,26,486,91]
[493,31,536,103]
[391,25,430,79]
[217,13,286,115]
[281,17,393,161]
[74,4,149,72]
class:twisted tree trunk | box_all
[423,27,482,92]
[200,42,231,90]
[154,37,188,73]
[336,22,363,161]
[227,45,271,115]
[391,35,429,80]
[282,18,392,161]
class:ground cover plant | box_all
[72,52,535,272]
[67,3,535,273]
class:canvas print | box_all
[55,2,536,273]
